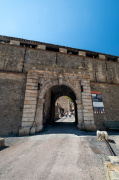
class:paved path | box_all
[0,117,119,180]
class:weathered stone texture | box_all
[0,43,119,87]
[0,138,5,147]
[56,96,70,112]
[0,40,119,134]
[0,43,118,86]
[95,61,107,82]
[106,62,119,84]
[25,49,56,67]
[84,58,107,82]
[43,89,51,123]
[99,54,106,60]
[0,72,26,135]
[59,48,67,54]
[57,54,84,69]
[91,83,119,129]
[0,44,25,72]
[10,40,20,46]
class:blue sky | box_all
[0,0,119,56]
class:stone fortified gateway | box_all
[0,35,119,135]
[20,69,95,135]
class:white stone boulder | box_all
[97,130,108,141]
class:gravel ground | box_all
[0,117,119,180]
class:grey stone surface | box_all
[0,44,25,72]
[78,51,86,56]
[99,54,106,60]
[105,156,119,180]
[0,36,119,134]
[0,118,107,180]
[10,40,20,46]
[37,44,46,50]
[91,83,119,129]
[0,72,26,135]
[0,138,5,147]
[59,48,67,53]
[1,118,119,179]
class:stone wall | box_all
[0,40,119,134]
[0,72,26,135]
[0,44,25,72]
[23,48,119,85]
[0,44,119,86]
[55,96,70,112]
[91,83,119,129]
[25,49,56,66]
[43,89,51,124]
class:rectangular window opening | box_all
[38,83,40,90]
[81,86,83,92]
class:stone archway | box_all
[19,70,96,136]
[43,85,77,124]
[35,79,83,132]
[39,79,80,100]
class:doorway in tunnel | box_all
[55,96,75,121]
[43,85,78,126]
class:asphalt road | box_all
[0,117,119,180]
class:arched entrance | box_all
[19,70,96,136]
[43,85,78,125]
[35,79,82,132]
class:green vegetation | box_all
[66,96,73,102]
[19,107,23,111]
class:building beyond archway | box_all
[55,96,74,119]
[43,85,77,124]
[19,69,96,135]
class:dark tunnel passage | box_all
[43,85,78,125]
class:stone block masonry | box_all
[0,138,5,147]
[104,156,119,180]
[81,79,96,130]
[0,72,26,135]
[20,73,39,135]
[55,96,70,113]
[0,44,25,72]
[90,83,119,130]
[0,35,119,135]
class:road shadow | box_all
[108,139,116,144]
[36,121,96,137]
[36,119,119,137]
[0,146,9,151]
[1,119,119,140]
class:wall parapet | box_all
[0,35,118,62]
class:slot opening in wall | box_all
[46,46,59,52]
[38,83,40,90]
[0,40,10,44]
[86,52,98,59]
[67,50,78,55]
[72,51,78,55]
[20,43,37,49]
[81,86,83,92]
[106,57,118,62]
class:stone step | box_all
[0,138,5,147]
[105,156,119,180]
